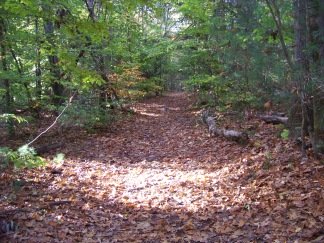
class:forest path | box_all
[75,92,243,164]
[2,92,323,242]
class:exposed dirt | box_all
[1,92,323,242]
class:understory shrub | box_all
[131,78,163,97]
[0,145,46,169]
[59,97,114,130]
[185,75,260,110]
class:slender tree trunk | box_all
[265,0,293,70]
[44,20,65,106]
[294,0,311,157]
[35,18,42,101]
[308,0,324,155]
[313,87,324,156]
[84,0,96,21]
[0,18,14,137]
[9,48,32,103]
[84,0,116,106]
[1,48,11,116]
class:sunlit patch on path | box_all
[1,92,322,242]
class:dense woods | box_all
[0,0,323,156]
[0,0,323,241]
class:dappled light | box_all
[1,0,323,242]
[1,93,323,242]
[133,108,162,117]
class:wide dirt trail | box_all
[2,93,323,242]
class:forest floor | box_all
[1,92,323,242]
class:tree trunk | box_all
[84,0,116,107]
[308,0,324,155]
[0,18,14,137]
[84,0,96,21]
[202,110,249,143]
[265,0,293,70]
[44,12,65,106]
[259,115,288,125]
[313,88,324,155]
[294,0,311,157]
[9,47,32,103]
[35,18,42,101]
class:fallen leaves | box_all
[0,93,323,242]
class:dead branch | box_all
[259,115,288,125]
[26,93,76,147]
[202,110,249,143]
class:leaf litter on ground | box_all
[0,92,323,242]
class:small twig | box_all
[48,200,71,207]
[26,93,76,147]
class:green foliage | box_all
[0,114,27,124]
[281,129,290,140]
[185,74,260,109]
[53,153,65,164]
[0,145,46,169]
[185,75,220,106]
[2,0,318,158]
[132,78,163,96]
[0,114,28,136]
[179,0,212,22]
[59,100,114,129]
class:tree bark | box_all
[294,0,311,157]
[35,18,42,101]
[313,88,324,155]
[0,18,14,137]
[9,47,32,103]
[308,0,324,155]
[265,0,294,70]
[43,7,65,106]
[202,110,249,143]
[84,0,96,21]
[259,115,288,125]
[84,0,116,107]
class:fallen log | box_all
[270,112,286,117]
[202,110,249,143]
[259,115,288,125]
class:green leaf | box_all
[53,153,65,164]
[281,129,289,140]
